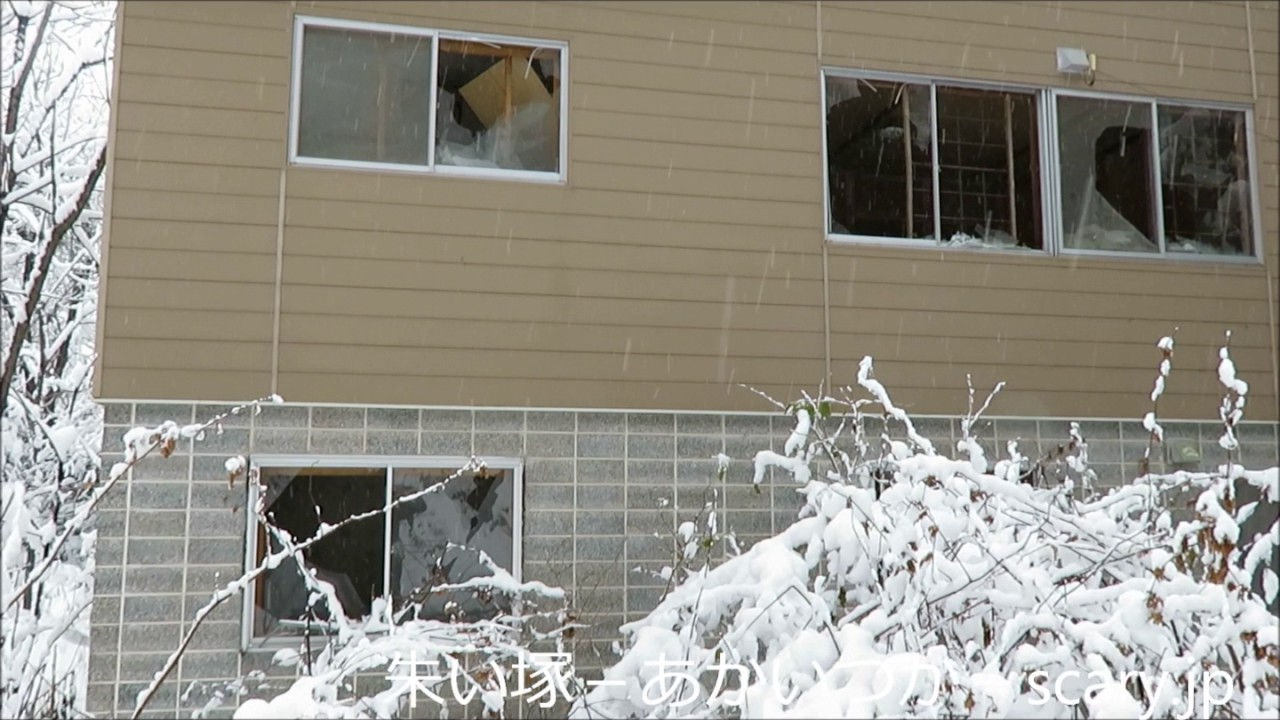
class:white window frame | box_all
[240,454,524,652]
[289,15,569,184]
[821,67,1264,266]
[1050,88,1264,265]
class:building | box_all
[88,1,1279,717]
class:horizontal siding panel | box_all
[97,368,272,404]
[574,58,818,105]
[282,228,821,279]
[571,160,823,204]
[572,33,815,80]
[118,76,287,114]
[281,285,823,332]
[826,285,1272,324]
[115,103,285,141]
[119,45,291,85]
[281,257,821,306]
[275,371,807,410]
[573,110,820,154]
[127,1,289,29]
[312,0,817,56]
[106,278,275,313]
[826,253,1270,301]
[571,134,818,176]
[828,307,1273,349]
[279,314,818,359]
[282,207,817,253]
[112,162,282,198]
[107,219,278,255]
[109,248,278,284]
[284,174,816,227]
[102,339,272,372]
[826,2,1251,49]
[822,6,1266,75]
[281,226,1266,302]
[122,16,288,58]
[112,188,280,225]
[574,84,814,130]
[105,308,275,343]
[283,194,814,233]
[279,342,824,383]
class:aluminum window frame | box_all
[821,67,1051,256]
[289,15,569,184]
[1051,87,1264,265]
[240,454,525,652]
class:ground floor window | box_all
[245,457,520,645]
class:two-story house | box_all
[88,1,1278,717]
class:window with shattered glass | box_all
[251,464,517,641]
[1057,95,1254,258]
[292,17,564,179]
[435,40,562,173]
[825,74,1043,250]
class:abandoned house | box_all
[88,1,1279,717]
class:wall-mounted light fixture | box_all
[1056,47,1097,86]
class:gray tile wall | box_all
[88,403,1279,718]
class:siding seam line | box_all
[271,168,286,396]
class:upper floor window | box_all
[291,16,566,181]
[1057,94,1255,258]
[825,74,1043,251]
[823,69,1260,263]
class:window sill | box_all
[289,155,567,185]
[825,233,1049,259]
[825,234,1265,269]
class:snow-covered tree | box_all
[1,1,113,716]
[576,338,1279,720]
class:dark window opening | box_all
[825,77,1042,250]
[1057,96,1160,253]
[435,40,561,172]
[935,87,1042,250]
[1159,106,1253,256]
[253,465,517,641]
[255,468,386,637]
[826,77,934,240]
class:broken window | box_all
[1057,96,1160,253]
[292,17,565,179]
[1159,106,1253,256]
[825,74,1042,249]
[435,40,562,173]
[826,78,934,240]
[1057,96,1255,257]
[935,87,1041,249]
[251,463,518,641]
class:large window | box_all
[825,74,1043,251]
[1057,95,1256,257]
[245,458,521,646]
[291,16,565,180]
[822,70,1260,262]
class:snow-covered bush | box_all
[2,2,113,717]
[576,338,1279,719]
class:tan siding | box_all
[97,1,1280,422]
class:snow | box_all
[572,352,1279,720]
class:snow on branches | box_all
[576,350,1280,720]
[1,2,113,718]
